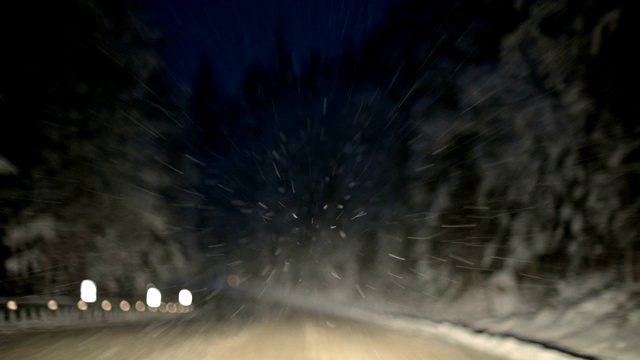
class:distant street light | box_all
[80,279,97,303]
[135,301,146,312]
[178,289,193,306]
[146,287,161,308]
[167,302,177,313]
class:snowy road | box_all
[0,315,504,359]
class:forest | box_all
[0,0,635,324]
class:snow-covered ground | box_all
[456,275,640,360]
[2,276,637,360]
[414,277,639,360]
[245,271,639,360]
[245,291,582,359]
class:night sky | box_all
[145,0,395,96]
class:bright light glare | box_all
[178,289,192,306]
[80,279,97,303]
[77,300,88,311]
[7,300,17,311]
[47,300,58,311]
[146,287,161,308]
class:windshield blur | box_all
[0,1,635,359]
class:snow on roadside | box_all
[417,271,640,360]
[249,289,592,360]
[379,316,589,360]
[207,272,640,360]
[467,286,640,360]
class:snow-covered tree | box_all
[0,0,195,296]
[402,0,636,302]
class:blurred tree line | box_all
[0,0,197,297]
[1,0,635,312]
[188,0,637,307]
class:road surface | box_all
[0,312,505,359]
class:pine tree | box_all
[0,0,194,296]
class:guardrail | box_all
[0,296,194,331]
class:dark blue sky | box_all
[146,0,395,96]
